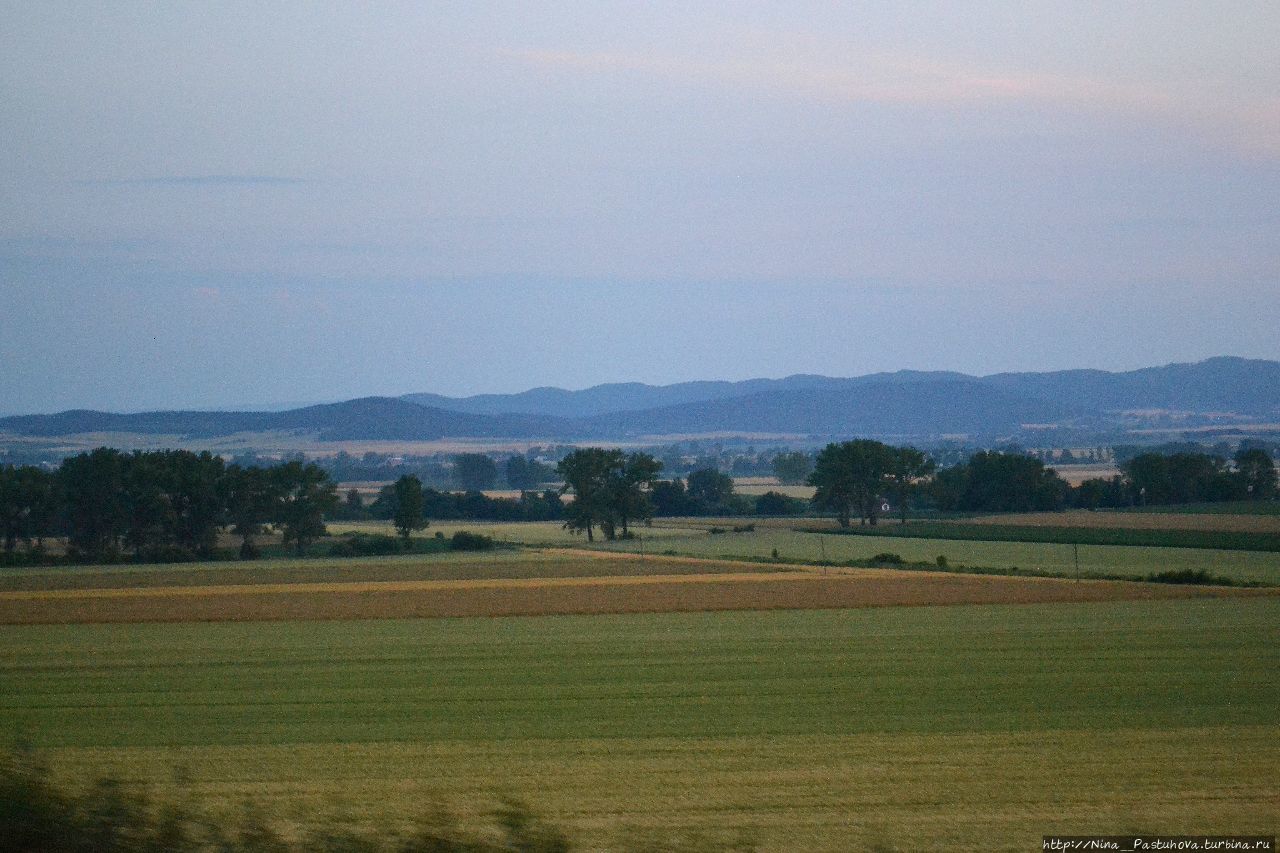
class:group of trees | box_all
[451,453,556,491]
[0,449,339,563]
[1117,448,1277,507]
[361,482,565,524]
[555,449,662,541]
[808,440,936,527]
[931,450,1069,513]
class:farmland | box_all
[2,509,1278,849]
[2,599,1277,850]
[340,518,1280,586]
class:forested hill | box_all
[405,357,1280,419]
[1,357,1277,443]
[0,398,572,441]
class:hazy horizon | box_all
[3,3,1277,414]
[2,353,1273,417]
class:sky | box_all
[2,1,1278,414]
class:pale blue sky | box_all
[2,2,1278,412]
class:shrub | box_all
[731,523,755,533]
[450,531,494,551]
[936,555,948,568]
[327,533,405,557]
[869,552,904,566]
[1146,568,1235,586]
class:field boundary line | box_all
[0,570,841,602]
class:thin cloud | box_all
[506,48,1277,158]
[82,175,309,187]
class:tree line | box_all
[0,448,339,563]
[4,443,1274,562]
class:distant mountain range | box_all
[3,357,1278,444]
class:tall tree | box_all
[226,464,278,559]
[611,452,662,537]
[885,446,936,523]
[505,455,552,490]
[808,440,894,527]
[120,451,170,557]
[59,448,127,561]
[453,454,498,491]
[557,448,625,542]
[772,451,813,486]
[1235,448,1277,499]
[392,474,428,544]
[164,450,226,557]
[272,461,338,556]
[686,468,734,512]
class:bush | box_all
[707,527,726,535]
[936,555,948,568]
[869,552,904,566]
[327,533,406,557]
[731,523,755,533]
[450,531,494,551]
[1146,568,1235,586]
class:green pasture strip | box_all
[1,599,1275,750]
[1118,500,1280,515]
[592,528,1280,585]
[2,600,1277,851]
[808,520,1280,551]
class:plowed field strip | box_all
[0,565,1269,624]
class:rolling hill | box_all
[1,357,1275,444]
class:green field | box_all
[1120,500,1280,515]
[326,519,1280,585]
[586,527,1280,585]
[805,521,1280,552]
[1,599,1277,850]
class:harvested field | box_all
[967,509,1280,533]
[3,600,1277,850]
[0,559,1264,624]
[1046,463,1121,485]
[0,551,757,593]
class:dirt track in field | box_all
[0,555,1269,624]
[963,510,1280,533]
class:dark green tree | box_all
[1235,448,1277,499]
[808,440,895,527]
[650,478,695,517]
[754,490,796,516]
[686,468,734,512]
[885,446,936,523]
[226,465,278,559]
[120,451,171,558]
[164,450,226,557]
[556,448,625,542]
[272,461,338,556]
[0,465,55,557]
[505,455,552,490]
[771,451,813,486]
[453,454,498,491]
[58,448,127,561]
[610,452,662,537]
[392,474,428,544]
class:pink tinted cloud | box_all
[506,48,1275,157]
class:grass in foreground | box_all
[1,599,1276,850]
